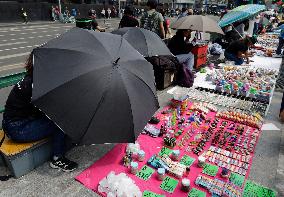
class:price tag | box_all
[243,180,276,197]
[136,165,155,181]
[229,172,245,187]
[160,176,179,193]
[159,147,172,156]
[180,155,195,166]
[188,188,206,197]
[143,190,165,197]
[202,163,218,177]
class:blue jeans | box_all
[2,116,65,157]
[176,53,194,71]
[224,51,244,65]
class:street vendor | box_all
[273,23,284,58]
[168,29,194,71]
[88,10,105,32]
[1,53,78,172]
[224,36,257,65]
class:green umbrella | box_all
[219,4,266,28]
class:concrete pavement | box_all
[0,23,74,76]
[0,20,283,196]
[0,19,120,77]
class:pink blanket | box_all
[76,106,261,196]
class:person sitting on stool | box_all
[2,53,78,172]
[168,29,195,71]
[224,36,257,65]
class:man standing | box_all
[140,0,165,39]
[101,8,105,18]
[274,23,284,58]
[107,8,111,19]
[21,8,28,24]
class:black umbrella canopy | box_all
[32,27,159,145]
[111,27,172,57]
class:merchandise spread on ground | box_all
[76,98,276,196]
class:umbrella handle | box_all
[232,25,244,39]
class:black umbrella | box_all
[111,27,172,57]
[32,27,159,145]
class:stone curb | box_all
[276,124,284,196]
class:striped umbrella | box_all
[218,4,266,28]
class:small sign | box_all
[159,147,173,156]
[180,155,195,166]
[188,188,206,197]
[143,190,165,197]
[243,180,276,197]
[229,172,245,187]
[160,176,179,193]
[136,165,155,181]
[202,163,219,177]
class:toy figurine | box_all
[159,124,167,137]
[171,110,177,126]
[122,153,132,167]
[164,136,176,148]
[221,167,230,178]
[185,167,191,176]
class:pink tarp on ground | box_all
[76,134,212,196]
[76,106,261,196]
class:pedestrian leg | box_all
[276,37,284,55]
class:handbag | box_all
[175,63,194,88]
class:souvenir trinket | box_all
[181,178,190,192]
[164,136,176,148]
[137,150,145,162]
[171,150,180,161]
[130,162,138,174]
[122,153,132,167]
[198,156,206,168]
[157,168,165,181]
[221,167,230,178]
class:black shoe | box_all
[50,157,78,172]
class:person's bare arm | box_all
[167,26,172,37]
[237,51,243,58]
[159,22,165,39]
[96,26,105,32]
[244,51,250,63]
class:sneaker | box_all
[273,54,283,58]
[50,157,78,172]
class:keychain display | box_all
[216,110,263,129]
[195,175,242,197]
[204,145,254,176]
[185,87,268,116]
